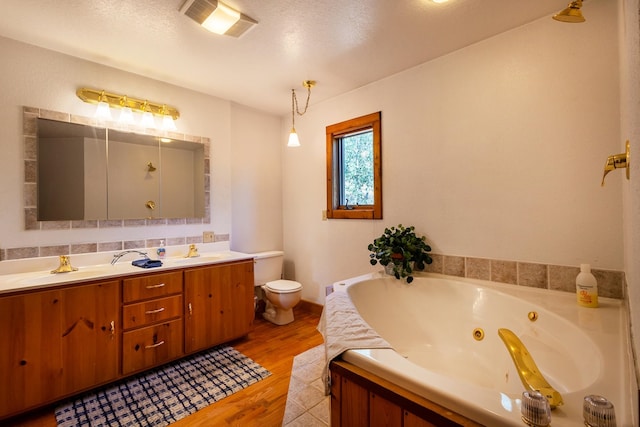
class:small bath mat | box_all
[55,345,270,427]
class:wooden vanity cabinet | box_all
[0,280,119,419]
[121,271,184,375]
[184,260,254,354]
[0,258,255,421]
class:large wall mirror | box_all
[25,108,209,226]
[37,119,205,221]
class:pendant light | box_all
[287,80,316,147]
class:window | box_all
[326,111,382,219]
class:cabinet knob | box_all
[146,283,166,289]
[145,307,166,315]
[188,303,193,316]
[110,321,115,339]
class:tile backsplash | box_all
[425,253,625,299]
[1,233,230,263]
[0,245,625,300]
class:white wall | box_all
[0,36,280,253]
[283,0,623,304]
[230,103,283,254]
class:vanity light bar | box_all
[76,88,180,120]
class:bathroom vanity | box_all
[0,255,254,421]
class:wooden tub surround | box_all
[330,360,483,427]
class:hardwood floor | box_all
[4,308,324,427]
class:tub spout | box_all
[498,328,564,409]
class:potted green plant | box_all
[368,224,433,283]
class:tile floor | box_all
[283,345,329,426]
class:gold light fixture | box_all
[179,0,257,37]
[76,88,179,129]
[95,91,112,120]
[160,105,177,131]
[553,0,585,23]
[140,101,156,128]
[288,80,316,147]
[119,96,135,125]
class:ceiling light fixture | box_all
[553,0,585,23]
[288,80,316,147]
[76,88,179,129]
[179,0,257,37]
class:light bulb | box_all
[161,115,177,131]
[119,107,134,125]
[141,111,156,128]
[95,101,112,120]
[288,128,300,147]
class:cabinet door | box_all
[184,261,254,354]
[58,281,120,392]
[0,281,119,418]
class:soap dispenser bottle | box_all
[576,264,598,308]
[157,240,166,259]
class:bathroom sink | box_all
[10,263,132,287]
[167,255,225,266]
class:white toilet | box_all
[253,251,303,326]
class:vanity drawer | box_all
[122,319,183,375]
[123,271,182,303]
[123,295,183,330]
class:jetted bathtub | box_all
[331,272,636,426]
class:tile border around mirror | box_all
[23,106,211,229]
[1,106,224,262]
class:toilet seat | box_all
[264,279,302,294]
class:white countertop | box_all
[0,246,254,295]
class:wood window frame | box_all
[326,111,382,219]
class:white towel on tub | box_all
[318,289,393,395]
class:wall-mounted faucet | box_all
[497,328,564,409]
[111,250,149,265]
[601,140,630,186]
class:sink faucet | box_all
[51,255,78,274]
[497,328,564,409]
[111,250,149,265]
[186,244,199,258]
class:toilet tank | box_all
[252,251,284,285]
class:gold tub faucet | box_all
[497,328,564,409]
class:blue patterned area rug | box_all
[55,345,270,427]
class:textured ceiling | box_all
[0,0,568,115]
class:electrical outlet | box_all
[203,231,214,243]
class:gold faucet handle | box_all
[601,140,630,186]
